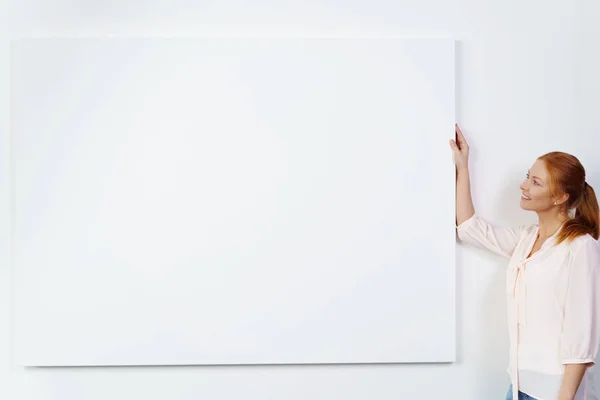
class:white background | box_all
[12,38,455,366]
[0,0,599,398]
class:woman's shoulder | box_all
[566,233,600,256]
[568,232,597,245]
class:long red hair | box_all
[538,151,599,244]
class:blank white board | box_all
[12,38,455,366]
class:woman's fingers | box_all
[455,123,462,137]
[449,139,459,152]
[455,124,468,149]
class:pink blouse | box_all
[457,214,600,400]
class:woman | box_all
[450,124,600,400]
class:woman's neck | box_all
[537,210,569,238]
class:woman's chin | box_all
[520,199,532,210]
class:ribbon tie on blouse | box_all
[512,262,527,326]
[510,261,529,400]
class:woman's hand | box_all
[451,123,475,225]
[449,124,469,170]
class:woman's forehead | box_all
[530,160,549,179]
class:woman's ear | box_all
[554,193,569,206]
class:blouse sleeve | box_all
[456,214,526,258]
[560,237,600,364]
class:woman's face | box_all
[519,159,556,211]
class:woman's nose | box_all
[520,180,528,191]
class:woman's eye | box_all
[526,173,540,185]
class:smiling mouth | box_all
[521,193,531,200]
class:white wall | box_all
[0,1,598,399]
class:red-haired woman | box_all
[451,124,600,400]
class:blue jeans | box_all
[505,385,537,400]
